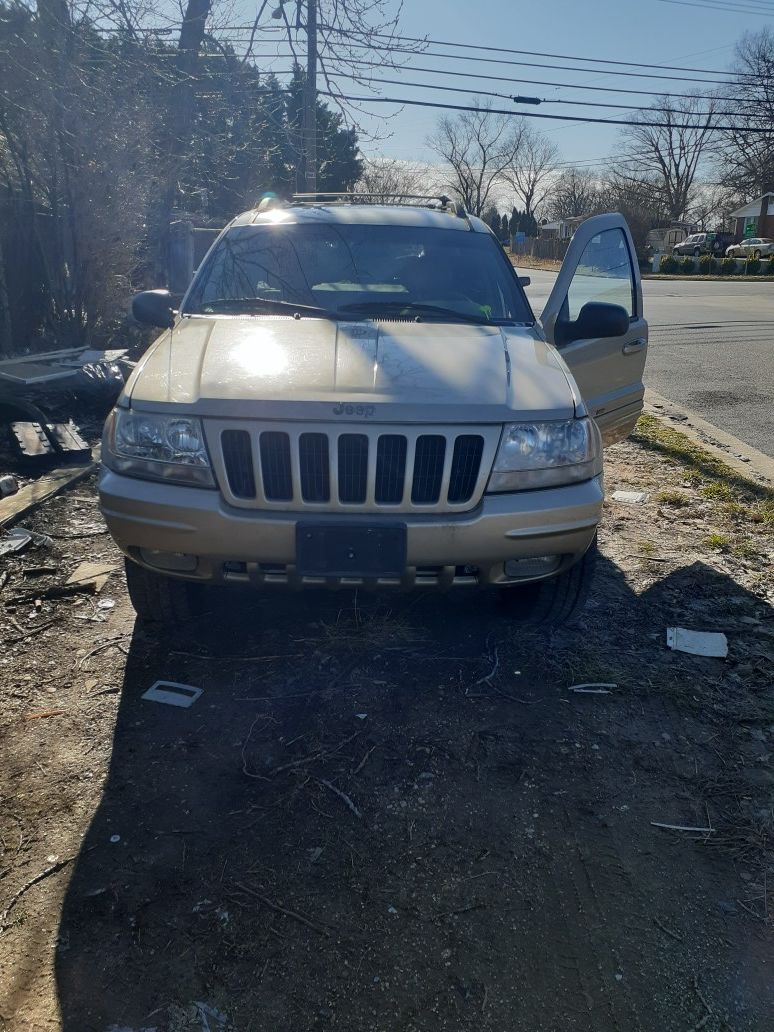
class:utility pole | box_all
[303,0,317,193]
[273,0,317,192]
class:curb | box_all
[643,275,774,282]
[644,389,774,487]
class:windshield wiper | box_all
[337,301,494,324]
[192,297,340,319]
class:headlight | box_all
[103,409,215,487]
[488,418,601,492]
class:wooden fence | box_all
[510,236,570,262]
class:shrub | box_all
[765,256,774,276]
[698,254,716,274]
[746,256,761,275]
[720,257,737,275]
[680,255,696,274]
[659,254,678,273]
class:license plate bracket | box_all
[296,523,407,578]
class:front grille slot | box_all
[221,429,256,499]
[448,435,484,503]
[299,433,330,502]
[338,434,368,503]
[260,431,293,501]
[215,423,491,512]
[375,435,407,504]
[412,435,446,504]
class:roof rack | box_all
[290,192,469,220]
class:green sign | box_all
[744,218,756,238]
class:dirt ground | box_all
[1,423,773,1032]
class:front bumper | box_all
[99,470,603,589]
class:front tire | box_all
[124,558,201,623]
[754,249,762,259]
[497,538,597,629]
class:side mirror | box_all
[557,301,630,346]
[131,289,176,329]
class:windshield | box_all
[184,222,532,324]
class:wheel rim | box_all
[755,250,761,259]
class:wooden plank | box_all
[0,447,99,530]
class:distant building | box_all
[730,193,774,240]
[538,216,585,240]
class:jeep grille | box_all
[209,422,500,514]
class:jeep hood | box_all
[125,315,577,422]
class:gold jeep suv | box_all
[100,196,647,626]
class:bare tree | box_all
[145,0,212,280]
[684,181,739,231]
[0,0,154,343]
[714,28,774,198]
[505,128,559,220]
[427,101,526,216]
[265,0,423,144]
[545,167,602,220]
[597,171,667,254]
[355,157,425,201]
[621,95,716,221]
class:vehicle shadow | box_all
[53,557,774,1031]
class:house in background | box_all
[538,215,585,240]
[730,192,774,240]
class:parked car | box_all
[644,225,692,257]
[101,200,647,628]
[726,238,774,259]
[672,232,735,256]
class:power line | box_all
[316,24,761,79]
[317,90,761,131]
[231,50,743,104]
[209,21,753,82]
[176,49,762,118]
[218,32,771,90]
[286,71,734,118]
[214,33,736,85]
[656,0,774,15]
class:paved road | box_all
[524,269,774,456]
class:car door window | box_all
[566,227,635,321]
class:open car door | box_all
[540,213,647,445]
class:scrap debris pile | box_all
[0,344,133,469]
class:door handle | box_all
[622,338,647,354]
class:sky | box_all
[226,0,771,171]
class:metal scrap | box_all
[666,627,728,658]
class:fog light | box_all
[504,556,561,578]
[139,549,198,572]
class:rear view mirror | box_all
[518,276,531,287]
[131,289,176,329]
[557,301,630,346]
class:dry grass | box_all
[704,532,731,551]
[633,414,774,531]
[656,488,691,507]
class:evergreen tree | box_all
[284,68,363,194]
